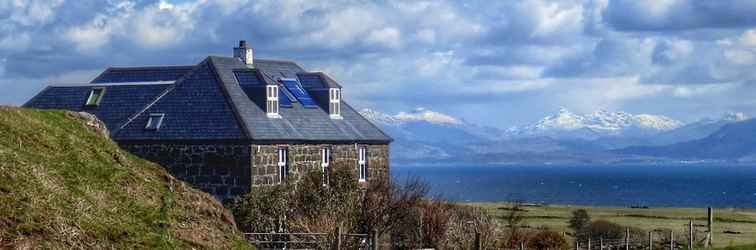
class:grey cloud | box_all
[603,0,756,31]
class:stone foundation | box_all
[120,142,390,199]
[120,143,252,200]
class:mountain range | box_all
[360,108,754,164]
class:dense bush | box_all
[528,230,570,250]
[229,167,438,248]
[229,167,501,249]
[585,219,646,242]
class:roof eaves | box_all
[21,85,52,108]
[343,101,393,143]
[316,72,343,88]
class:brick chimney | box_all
[233,40,253,66]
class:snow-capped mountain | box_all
[360,107,751,164]
[649,112,749,146]
[360,107,462,126]
[510,108,682,139]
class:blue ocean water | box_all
[391,165,756,208]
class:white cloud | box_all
[672,83,739,98]
[740,29,756,47]
[306,7,384,48]
[130,2,197,49]
[64,16,115,52]
[724,49,756,65]
[5,0,65,26]
[529,0,584,38]
[366,27,402,49]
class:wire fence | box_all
[243,231,370,250]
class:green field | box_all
[469,203,756,248]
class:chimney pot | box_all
[233,40,253,66]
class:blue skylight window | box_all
[85,87,106,106]
[233,70,263,85]
[280,78,318,108]
[145,113,165,130]
[279,89,293,107]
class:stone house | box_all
[24,41,392,200]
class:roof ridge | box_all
[105,65,196,69]
[206,56,253,140]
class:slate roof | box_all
[91,65,194,83]
[24,56,391,144]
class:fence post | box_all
[520,241,525,250]
[600,237,604,250]
[588,236,592,250]
[707,207,713,248]
[576,238,580,250]
[373,229,379,250]
[626,228,630,250]
[474,232,481,250]
[336,226,342,250]
[670,231,674,250]
[649,231,653,250]
[688,220,693,249]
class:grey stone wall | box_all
[120,142,389,200]
[120,143,252,200]
[251,144,390,186]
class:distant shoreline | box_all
[393,161,756,167]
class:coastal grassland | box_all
[469,202,756,247]
[0,107,253,249]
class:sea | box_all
[391,164,756,208]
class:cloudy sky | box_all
[2,0,756,128]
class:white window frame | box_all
[358,146,367,182]
[278,148,288,183]
[321,147,331,186]
[267,85,280,118]
[145,113,165,130]
[329,88,342,119]
[85,87,106,106]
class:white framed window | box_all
[278,148,288,183]
[85,87,106,106]
[358,146,367,182]
[267,85,280,118]
[329,88,341,119]
[145,113,165,130]
[321,147,331,186]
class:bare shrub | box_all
[500,201,527,248]
[444,205,499,249]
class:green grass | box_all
[711,244,756,250]
[0,107,253,249]
[470,202,756,248]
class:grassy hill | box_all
[0,107,252,249]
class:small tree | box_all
[502,201,526,247]
[568,209,591,238]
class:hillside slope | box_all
[618,118,756,161]
[0,107,252,249]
